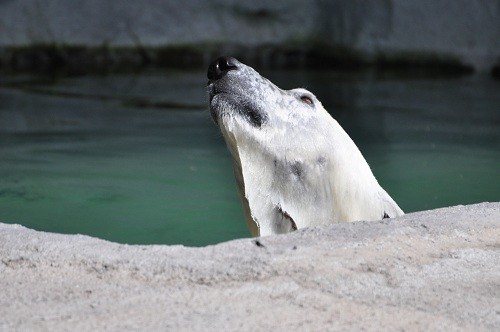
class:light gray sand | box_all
[1,202,499,331]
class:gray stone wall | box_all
[0,0,499,71]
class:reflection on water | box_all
[0,70,499,246]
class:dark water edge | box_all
[0,43,477,77]
[0,68,498,246]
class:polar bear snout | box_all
[207,56,239,81]
[207,57,269,128]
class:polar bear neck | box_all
[220,112,389,236]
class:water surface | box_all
[0,70,498,246]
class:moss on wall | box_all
[0,43,479,76]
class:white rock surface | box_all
[0,0,499,71]
[1,202,499,331]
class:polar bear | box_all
[207,56,404,236]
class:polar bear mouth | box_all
[209,90,267,128]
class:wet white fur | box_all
[210,60,404,236]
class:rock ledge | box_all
[1,202,499,331]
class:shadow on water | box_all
[0,69,499,246]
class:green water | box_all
[0,70,498,246]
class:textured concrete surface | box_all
[0,0,499,71]
[0,202,499,331]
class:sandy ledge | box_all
[1,202,499,331]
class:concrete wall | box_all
[0,0,499,71]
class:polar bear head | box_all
[207,57,324,146]
[207,57,403,236]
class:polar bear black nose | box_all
[207,56,238,80]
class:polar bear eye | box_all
[300,95,314,105]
